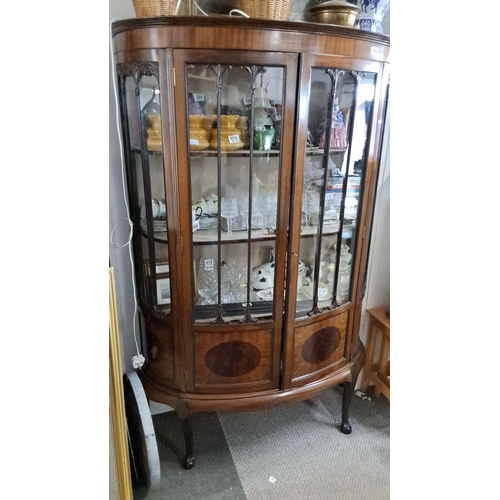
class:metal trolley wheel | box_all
[123,371,161,491]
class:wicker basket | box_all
[239,0,292,20]
[132,0,185,17]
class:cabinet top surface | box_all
[111,15,390,46]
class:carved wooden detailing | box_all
[116,61,159,84]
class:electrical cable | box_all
[229,9,250,18]
[193,1,209,16]
[109,17,144,369]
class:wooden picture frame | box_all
[156,276,171,305]
[109,268,133,499]
[143,261,171,305]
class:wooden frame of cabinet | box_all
[112,16,390,469]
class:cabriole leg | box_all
[340,355,364,434]
[340,380,355,434]
[181,415,195,469]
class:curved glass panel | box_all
[116,65,170,311]
[295,67,376,318]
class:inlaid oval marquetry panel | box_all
[301,327,340,364]
[205,341,261,377]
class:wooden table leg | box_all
[360,313,376,393]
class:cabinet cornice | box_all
[112,16,390,63]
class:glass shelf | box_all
[187,148,348,158]
[133,146,163,155]
[141,230,167,243]
[193,228,276,244]
[132,147,347,157]
[192,287,351,322]
[190,149,281,157]
[141,223,356,245]
[305,147,347,156]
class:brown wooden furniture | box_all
[112,16,390,469]
[360,307,390,400]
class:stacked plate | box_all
[198,215,218,230]
[256,289,273,301]
[302,283,333,301]
[140,197,167,232]
[310,210,338,226]
[141,198,167,220]
[140,218,167,232]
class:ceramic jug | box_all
[189,115,209,151]
[210,115,244,151]
[250,249,275,290]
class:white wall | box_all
[109,0,140,376]
[357,9,390,386]
[108,0,390,388]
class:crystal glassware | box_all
[197,257,218,305]
[302,188,319,229]
[221,261,244,303]
[252,195,265,233]
[239,194,249,230]
[220,196,238,237]
[263,192,278,231]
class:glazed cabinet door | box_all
[283,54,387,388]
[115,50,184,389]
[173,50,298,394]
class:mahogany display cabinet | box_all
[112,15,390,469]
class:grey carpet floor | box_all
[134,411,246,499]
[133,387,389,499]
[217,386,390,500]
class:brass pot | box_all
[309,1,360,28]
